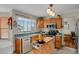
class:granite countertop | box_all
[15,32,46,39]
[43,36,55,42]
[32,36,55,49]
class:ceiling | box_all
[0,4,79,17]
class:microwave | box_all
[46,24,56,28]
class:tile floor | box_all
[27,47,76,54]
[53,47,76,54]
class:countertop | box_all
[32,36,55,50]
[32,37,55,54]
[15,32,46,39]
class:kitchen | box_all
[0,4,78,54]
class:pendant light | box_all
[47,4,55,17]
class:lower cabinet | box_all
[32,40,55,54]
[64,34,76,48]
[15,38,31,54]
[15,39,22,54]
[55,35,62,49]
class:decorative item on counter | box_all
[38,34,43,40]
[8,16,13,29]
[38,34,44,42]
[37,34,45,44]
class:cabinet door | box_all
[45,18,56,28]
[31,35,38,43]
[37,19,44,28]
[56,18,62,29]
[46,19,53,24]
[15,39,21,53]
[55,36,62,48]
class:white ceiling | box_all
[0,4,79,17]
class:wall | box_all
[63,18,77,34]
[61,10,79,46]
[62,9,79,34]
[62,9,79,53]
[0,12,14,53]
[0,12,11,17]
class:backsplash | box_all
[15,32,45,37]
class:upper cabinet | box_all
[56,18,62,29]
[36,15,62,29]
[36,17,44,28]
[55,15,62,29]
[45,18,62,29]
[45,18,56,25]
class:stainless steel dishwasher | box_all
[22,36,32,53]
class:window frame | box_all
[16,16,36,32]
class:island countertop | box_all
[32,36,55,54]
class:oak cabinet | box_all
[15,39,22,54]
[56,18,62,29]
[64,34,76,48]
[37,19,44,28]
[31,35,38,43]
[32,35,55,54]
[44,18,62,29]
[32,40,55,54]
[31,34,45,44]
[15,38,31,54]
[45,18,56,25]
[36,17,62,29]
[55,35,62,49]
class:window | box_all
[0,17,8,38]
[31,19,36,31]
[16,16,36,32]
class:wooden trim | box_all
[21,39,23,53]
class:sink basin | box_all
[32,40,45,49]
[37,40,45,44]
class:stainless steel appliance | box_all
[22,37,31,53]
